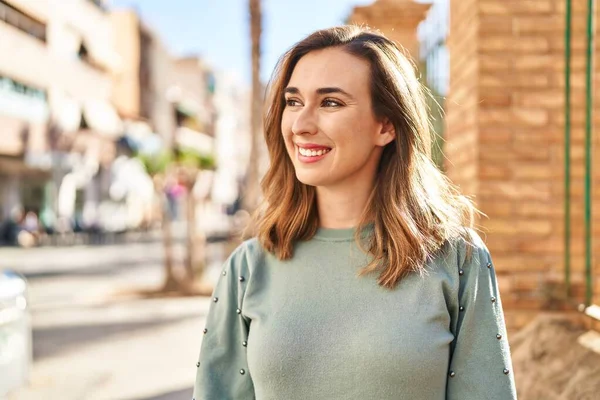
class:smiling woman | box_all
[193,25,517,400]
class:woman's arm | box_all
[446,232,517,400]
[193,242,256,400]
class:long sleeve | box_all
[446,232,517,400]
[193,242,256,400]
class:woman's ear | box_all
[377,118,396,147]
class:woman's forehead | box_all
[288,48,371,92]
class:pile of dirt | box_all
[511,315,600,400]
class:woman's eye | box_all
[285,99,301,107]
[322,99,342,107]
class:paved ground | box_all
[1,229,227,400]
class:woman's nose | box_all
[291,108,318,136]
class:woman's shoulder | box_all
[430,227,489,273]
[223,237,266,273]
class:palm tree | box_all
[138,149,215,294]
[244,0,263,214]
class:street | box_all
[2,229,226,400]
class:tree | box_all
[244,0,263,214]
[137,148,215,294]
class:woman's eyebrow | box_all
[284,86,354,99]
[316,87,353,98]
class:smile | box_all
[298,147,331,157]
[295,144,332,163]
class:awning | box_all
[175,127,213,156]
[82,99,123,138]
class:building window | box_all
[0,74,46,101]
[0,0,46,42]
[87,0,106,12]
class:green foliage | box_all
[136,149,173,176]
[175,147,217,170]
[135,141,217,177]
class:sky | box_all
[109,0,374,86]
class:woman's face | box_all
[281,47,395,190]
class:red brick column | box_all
[445,0,600,328]
[349,0,431,62]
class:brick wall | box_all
[445,0,480,197]
[348,0,600,330]
[445,0,600,330]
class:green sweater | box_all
[193,227,517,400]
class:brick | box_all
[480,54,514,71]
[480,92,512,107]
[515,16,563,34]
[482,200,514,216]
[512,163,554,180]
[479,146,518,162]
[513,129,561,145]
[514,201,562,218]
[481,164,512,180]
[480,128,513,144]
[481,73,550,88]
[480,36,550,53]
[479,109,513,124]
[480,1,554,16]
[516,237,564,253]
[514,92,564,109]
[485,237,519,253]
[479,182,551,201]
[512,144,551,161]
[515,55,556,70]
[515,37,551,53]
[517,219,554,235]
[480,16,516,35]
[512,108,549,127]
[490,254,554,271]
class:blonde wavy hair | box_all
[255,25,482,289]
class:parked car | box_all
[0,269,31,397]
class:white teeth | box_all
[298,147,331,157]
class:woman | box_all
[193,26,517,400]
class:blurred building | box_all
[109,9,178,229]
[0,0,123,232]
[110,9,175,146]
[205,71,252,235]
[170,56,216,158]
[111,9,226,229]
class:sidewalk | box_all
[9,296,210,400]
[2,237,225,400]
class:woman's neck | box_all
[316,183,374,229]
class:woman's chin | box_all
[295,171,328,187]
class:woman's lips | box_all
[296,145,331,163]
